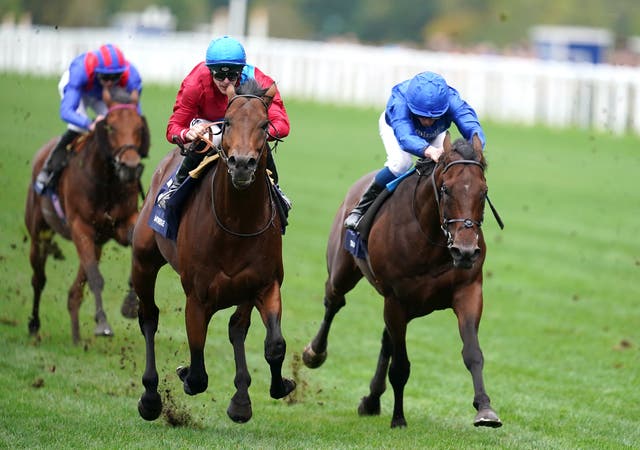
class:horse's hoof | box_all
[94,324,114,337]
[390,416,407,428]
[28,317,40,336]
[358,395,381,416]
[473,408,502,428]
[120,294,139,319]
[302,343,327,369]
[227,400,252,423]
[270,378,296,399]
[138,391,162,421]
[176,365,189,381]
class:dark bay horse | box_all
[132,79,295,423]
[25,88,149,344]
[302,133,502,428]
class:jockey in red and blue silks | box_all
[35,44,143,194]
[344,71,486,230]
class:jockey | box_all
[158,35,290,207]
[35,44,143,194]
[344,71,486,230]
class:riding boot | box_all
[157,150,205,208]
[266,150,292,212]
[34,129,80,194]
[344,180,384,230]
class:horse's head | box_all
[433,133,487,269]
[219,79,277,189]
[97,87,149,183]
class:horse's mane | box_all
[451,137,487,168]
[236,78,269,97]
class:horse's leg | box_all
[69,222,112,337]
[176,293,210,396]
[358,328,392,416]
[454,287,502,428]
[384,299,410,428]
[303,235,362,368]
[255,282,295,399]
[117,220,139,319]
[84,245,113,337]
[132,229,164,421]
[226,304,253,423]
[67,265,87,344]
[28,228,50,337]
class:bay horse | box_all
[302,133,502,428]
[25,87,149,344]
[132,78,295,423]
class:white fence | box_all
[2,25,640,135]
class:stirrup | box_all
[344,211,362,230]
[34,171,53,195]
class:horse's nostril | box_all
[227,156,237,168]
[247,158,257,170]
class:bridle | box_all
[431,159,485,247]
[414,157,503,247]
[207,93,280,237]
[105,103,145,179]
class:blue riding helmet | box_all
[406,72,450,118]
[94,44,127,74]
[205,36,247,66]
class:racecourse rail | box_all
[2,25,640,135]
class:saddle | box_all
[344,159,435,259]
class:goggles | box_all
[211,69,241,82]
[98,72,123,82]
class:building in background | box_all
[530,25,613,64]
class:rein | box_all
[209,164,277,237]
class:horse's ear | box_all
[263,83,277,108]
[443,131,452,152]
[226,83,236,102]
[102,87,112,106]
[140,116,150,158]
[130,90,139,105]
[471,133,482,154]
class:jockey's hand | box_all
[89,115,105,131]
[186,122,208,141]
[424,145,443,162]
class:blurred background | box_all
[2,0,640,134]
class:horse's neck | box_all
[408,172,442,231]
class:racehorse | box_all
[302,133,502,428]
[132,78,295,423]
[25,87,149,344]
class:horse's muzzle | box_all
[227,155,257,189]
[115,162,144,183]
[449,242,481,269]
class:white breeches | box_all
[379,112,446,176]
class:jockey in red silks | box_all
[35,43,143,194]
[344,71,486,230]
[157,35,290,208]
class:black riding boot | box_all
[157,150,205,208]
[34,129,80,194]
[344,180,384,230]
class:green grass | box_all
[1,72,639,449]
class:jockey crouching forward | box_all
[344,71,487,230]
[35,44,144,194]
[158,35,291,208]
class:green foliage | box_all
[1,73,639,448]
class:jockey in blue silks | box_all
[35,43,143,194]
[344,71,486,230]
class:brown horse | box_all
[132,79,295,423]
[25,88,149,344]
[302,133,502,428]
